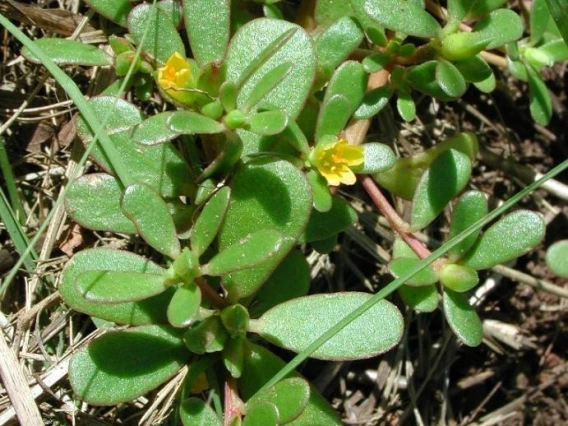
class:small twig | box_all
[491,264,568,299]
[194,277,228,309]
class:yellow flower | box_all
[157,52,195,104]
[311,138,364,186]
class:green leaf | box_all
[472,9,524,49]
[363,0,442,38]
[121,184,181,258]
[443,289,483,347]
[66,173,136,234]
[60,249,173,325]
[439,263,479,292]
[247,110,289,136]
[440,32,489,62]
[244,62,293,113]
[243,402,279,426]
[184,317,228,354]
[74,271,167,304]
[531,0,551,43]
[198,134,244,181]
[466,0,509,19]
[362,52,390,73]
[407,61,454,101]
[315,61,367,141]
[204,230,289,276]
[183,0,230,66]
[314,16,364,72]
[22,38,112,66]
[436,60,467,98]
[307,169,332,213]
[250,250,310,317]
[546,240,568,277]
[473,70,496,93]
[239,343,341,425]
[167,283,202,328]
[246,378,310,424]
[218,158,312,302]
[132,112,180,145]
[224,337,245,378]
[454,56,492,83]
[315,0,355,26]
[168,111,225,135]
[461,210,545,270]
[84,0,132,26]
[76,96,194,197]
[448,190,488,260]
[526,65,553,125]
[544,0,568,46]
[353,86,392,120]
[69,325,188,404]
[398,285,438,313]
[191,187,231,257]
[249,292,403,360]
[220,81,238,112]
[411,149,472,231]
[302,196,357,243]
[389,257,438,286]
[180,398,222,426]
[396,91,416,121]
[352,143,395,174]
[311,235,338,254]
[128,3,185,64]
[226,19,316,119]
[538,39,568,63]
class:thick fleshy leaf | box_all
[472,9,524,49]
[218,158,312,302]
[167,283,202,328]
[411,149,472,231]
[436,60,467,98]
[352,143,395,174]
[398,285,438,313]
[183,0,229,66]
[362,52,390,73]
[121,184,181,258]
[226,19,316,120]
[75,271,168,304]
[473,71,496,93]
[546,240,568,277]
[22,38,111,66]
[244,62,293,113]
[443,289,483,347]
[539,39,568,63]
[461,210,545,270]
[530,0,551,43]
[249,292,403,360]
[191,187,231,257]
[302,196,357,243]
[84,0,132,26]
[247,110,289,136]
[311,235,338,254]
[466,0,508,19]
[224,337,245,378]
[203,230,289,276]
[396,91,416,121]
[353,86,392,119]
[250,250,310,317]
[307,169,332,212]
[448,190,488,260]
[439,263,479,292]
[315,61,367,141]
[315,16,364,72]
[66,173,136,234]
[128,3,185,64]
[76,97,194,197]
[168,111,225,135]
[60,249,172,325]
[239,343,341,425]
[183,317,228,354]
[407,61,454,101]
[180,398,221,426]
[69,325,188,404]
[527,65,552,125]
[246,378,310,424]
[390,257,438,286]
[243,402,279,426]
[454,56,492,83]
[363,0,442,38]
[132,112,180,145]
[314,0,354,26]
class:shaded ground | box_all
[0,2,567,425]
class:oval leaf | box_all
[22,38,112,66]
[180,398,221,426]
[302,196,357,243]
[66,173,136,234]
[167,283,202,328]
[448,190,488,260]
[84,0,132,26]
[132,112,181,145]
[250,292,403,360]
[243,402,279,426]
[389,257,439,286]
[411,149,472,231]
[352,142,395,174]
[121,183,181,258]
[69,325,188,404]
[443,289,483,347]
[353,86,392,120]
[472,9,524,49]
[204,230,288,276]
[315,16,365,72]
[244,62,293,113]
[398,284,438,313]
[247,110,289,136]
[191,186,231,257]
[60,249,172,325]
[546,240,568,277]
[436,60,467,98]
[527,65,552,126]
[75,271,167,304]
[307,169,332,213]
[461,210,545,270]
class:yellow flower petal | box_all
[156,51,196,105]
[311,138,363,186]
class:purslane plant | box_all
[11,0,564,424]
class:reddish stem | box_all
[223,375,244,426]
[194,277,228,309]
